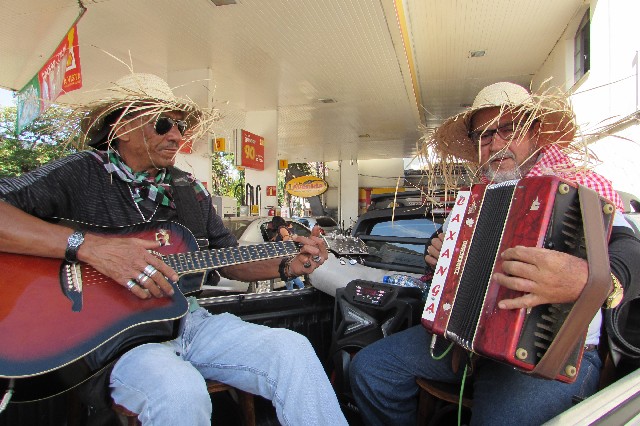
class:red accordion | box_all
[421,176,615,382]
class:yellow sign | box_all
[214,137,226,152]
[278,159,289,170]
[285,176,329,198]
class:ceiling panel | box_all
[0,0,585,164]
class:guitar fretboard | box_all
[162,240,299,274]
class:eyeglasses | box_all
[154,116,188,136]
[468,121,529,146]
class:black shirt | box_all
[0,150,237,250]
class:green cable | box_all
[430,341,470,425]
[458,362,469,426]
[430,341,454,360]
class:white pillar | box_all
[244,110,278,216]
[168,69,215,187]
[338,151,359,230]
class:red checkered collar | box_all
[480,144,623,211]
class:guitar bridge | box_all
[61,262,83,312]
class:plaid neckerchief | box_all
[93,150,175,209]
[481,144,624,211]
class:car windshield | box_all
[315,217,338,227]
[361,217,441,272]
[288,222,311,237]
[222,219,253,239]
[369,218,439,238]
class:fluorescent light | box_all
[211,0,237,6]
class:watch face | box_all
[69,232,84,246]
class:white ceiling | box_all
[0,0,585,163]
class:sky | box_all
[0,88,15,106]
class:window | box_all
[574,9,590,82]
[357,216,442,273]
[315,217,338,227]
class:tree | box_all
[0,105,78,177]
[210,151,245,205]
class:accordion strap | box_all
[532,185,612,379]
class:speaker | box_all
[329,279,424,415]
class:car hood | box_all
[308,253,422,297]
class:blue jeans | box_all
[286,276,305,290]
[111,308,347,426]
[349,325,602,426]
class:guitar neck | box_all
[162,240,300,275]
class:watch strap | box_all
[65,230,85,263]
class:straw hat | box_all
[79,73,215,148]
[432,82,577,163]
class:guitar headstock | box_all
[323,232,369,256]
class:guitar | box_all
[0,221,300,403]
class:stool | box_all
[416,377,472,426]
[112,380,255,426]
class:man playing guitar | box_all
[0,73,347,425]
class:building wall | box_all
[534,0,640,202]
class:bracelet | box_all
[278,256,296,281]
[285,257,297,279]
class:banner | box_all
[15,76,41,134]
[285,176,329,198]
[16,23,82,134]
[234,129,265,170]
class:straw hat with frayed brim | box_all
[78,73,217,148]
[432,82,577,163]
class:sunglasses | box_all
[154,116,188,136]
[468,120,537,146]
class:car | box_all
[295,216,341,234]
[308,192,446,296]
[366,190,427,211]
[203,216,312,294]
[223,216,311,244]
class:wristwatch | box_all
[603,273,624,309]
[65,230,85,263]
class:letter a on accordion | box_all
[421,176,615,382]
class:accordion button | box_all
[565,365,577,377]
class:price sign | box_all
[234,129,264,170]
[213,137,226,152]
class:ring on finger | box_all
[312,255,322,263]
[303,260,312,268]
[136,272,147,282]
[139,275,151,284]
[143,265,157,276]
[125,280,137,291]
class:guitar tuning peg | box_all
[339,258,347,265]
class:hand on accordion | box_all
[424,233,444,268]
[494,246,589,310]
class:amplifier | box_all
[330,279,424,413]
